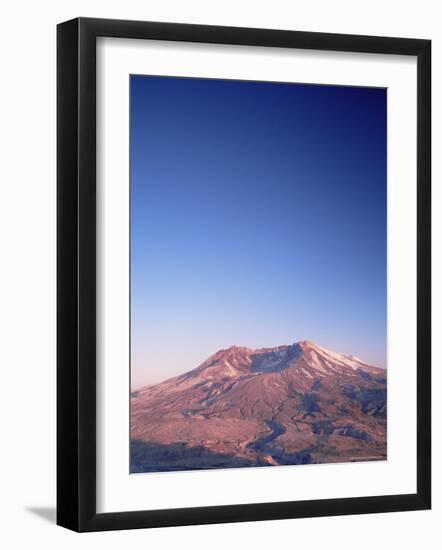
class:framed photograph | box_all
[57,17,431,532]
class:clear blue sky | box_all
[130,75,386,388]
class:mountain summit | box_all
[131,341,387,472]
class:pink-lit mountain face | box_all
[131,341,387,472]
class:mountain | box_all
[131,340,387,473]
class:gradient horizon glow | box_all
[130,75,387,390]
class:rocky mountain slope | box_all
[131,340,387,472]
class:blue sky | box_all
[130,75,386,388]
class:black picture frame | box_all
[57,17,431,532]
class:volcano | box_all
[131,340,387,473]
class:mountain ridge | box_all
[133,340,383,393]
